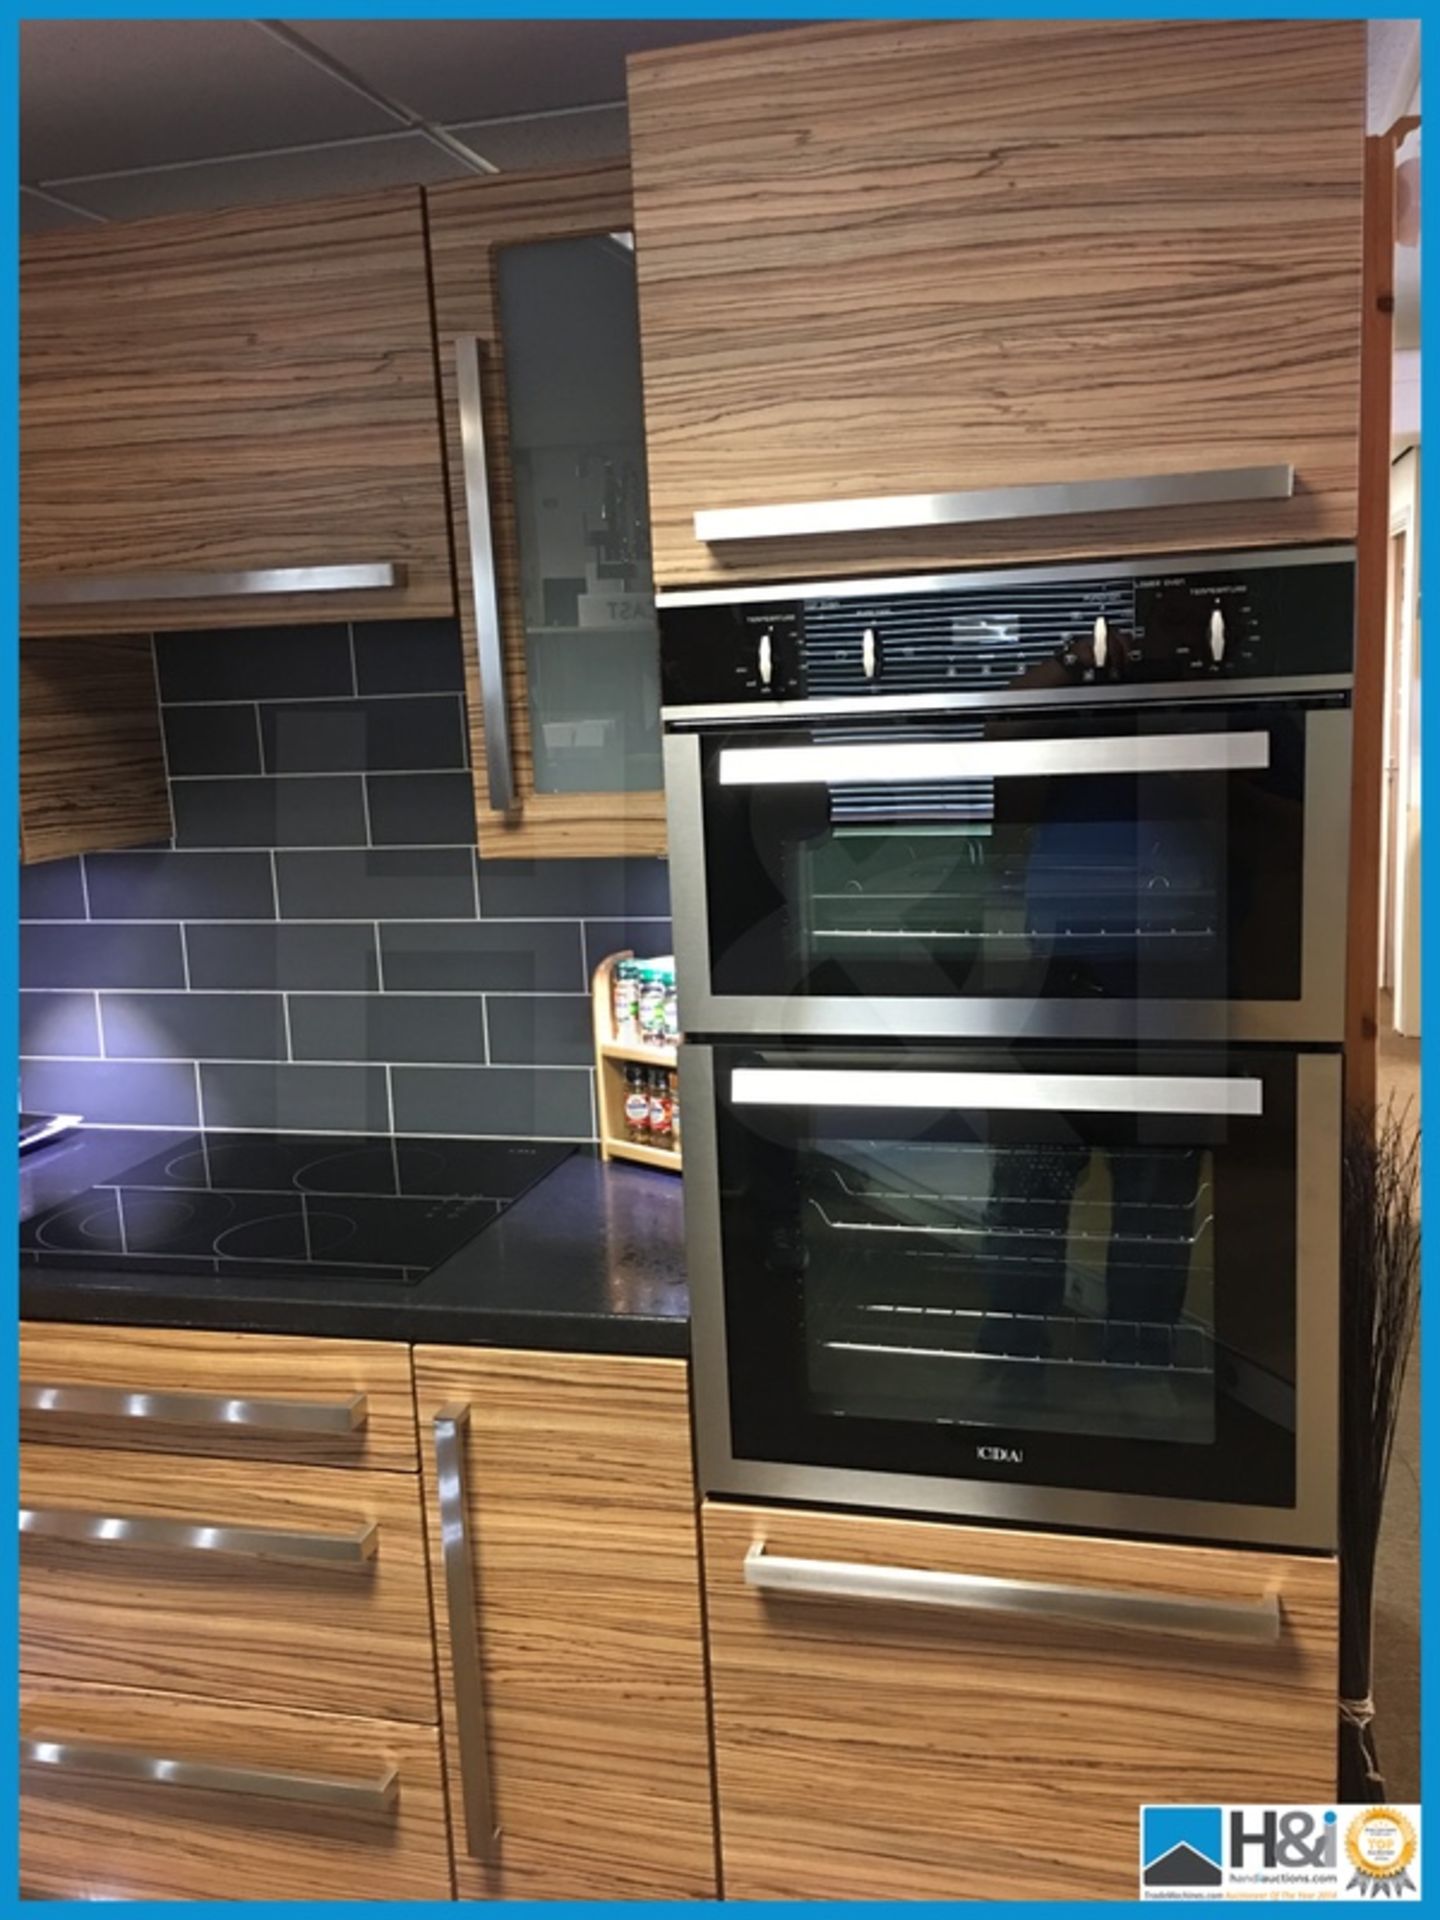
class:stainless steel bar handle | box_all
[433,1404,501,1865]
[21,563,404,609]
[20,1736,398,1812]
[694,464,1295,543]
[20,1506,379,1567]
[20,1382,368,1434]
[454,334,517,815]
[745,1544,1281,1644]
[730,1067,1263,1118]
[719,732,1270,788]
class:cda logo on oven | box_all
[1140,1804,1422,1900]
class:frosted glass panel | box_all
[496,232,661,795]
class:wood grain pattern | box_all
[20,634,171,862]
[20,1323,419,1471]
[425,164,668,857]
[21,1444,438,1724]
[20,1679,452,1902]
[628,19,1366,588]
[413,1345,716,1899]
[21,189,454,633]
[1344,135,1397,1114]
[703,1500,1338,1901]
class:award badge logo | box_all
[1345,1807,1420,1897]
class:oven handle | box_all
[718,731,1269,787]
[744,1544,1281,1644]
[729,1067,1262,1117]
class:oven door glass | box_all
[707,1046,1309,1512]
[693,701,1345,1011]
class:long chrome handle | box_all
[694,464,1295,543]
[20,1736,398,1811]
[20,1507,378,1567]
[21,563,403,609]
[719,731,1269,788]
[433,1404,501,1864]
[455,334,516,815]
[20,1382,368,1434]
[730,1067,1262,1118]
[745,1544,1281,1644]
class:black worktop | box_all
[19,1128,690,1357]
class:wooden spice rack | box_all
[591,950,681,1173]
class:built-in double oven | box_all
[660,548,1353,1551]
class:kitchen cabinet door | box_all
[426,163,668,857]
[21,189,453,634]
[413,1345,716,1898]
[703,1500,1338,1901]
[628,19,1366,589]
[21,1679,451,1902]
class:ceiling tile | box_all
[22,20,400,182]
[1367,19,1421,132]
[452,106,630,173]
[287,20,793,125]
[19,187,102,234]
[56,135,473,224]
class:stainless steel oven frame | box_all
[679,1043,1341,1552]
[663,699,1351,1045]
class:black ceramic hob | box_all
[20,1130,575,1285]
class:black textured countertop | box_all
[19,1130,690,1357]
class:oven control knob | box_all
[757,630,773,689]
[861,626,878,681]
[1092,616,1108,672]
[1209,607,1226,664]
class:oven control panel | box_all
[659,551,1354,709]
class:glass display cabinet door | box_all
[448,197,666,858]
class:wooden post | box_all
[1344,133,1398,1117]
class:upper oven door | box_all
[664,698,1349,1042]
[683,1043,1339,1550]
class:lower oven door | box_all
[683,1044,1339,1549]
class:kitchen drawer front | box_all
[20,1679,452,1902]
[21,1445,438,1725]
[20,1322,418,1471]
[703,1500,1338,1901]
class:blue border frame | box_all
[4,5,1428,1914]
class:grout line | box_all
[373,923,386,992]
[193,1061,207,1131]
[253,703,266,773]
[44,1119,596,1142]
[471,850,483,920]
[19,987,588,1000]
[178,923,192,990]
[76,855,92,922]
[281,992,295,1064]
[161,689,463,709]
[23,913,669,928]
[359,774,375,850]
[267,849,281,919]
[146,635,178,847]
[166,767,469,782]
[480,996,492,1065]
[347,623,360,697]
[384,1063,397,1134]
[94,992,106,1060]
[18,1053,591,1071]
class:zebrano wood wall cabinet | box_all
[20,190,454,634]
[627,18,1367,588]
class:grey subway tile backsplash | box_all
[21,1058,201,1128]
[18,619,670,1143]
[290,994,488,1066]
[582,918,674,977]
[485,995,593,1068]
[22,921,187,991]
[100,992,287,1062]
[391,1065,594,1140]
[261,696,465,773]
[156,626,355,702]
[478,855,670,920]
[200,1061,391,1133]
[172,774,369,850]
[352,619,465,695]
[162,705,263,777]
[85,850,276,921]
[19,857,86,920]
[366,772,477,846]
[276,848,477,921]
[380,921,584,993]
[185,922,381,991]
[20,991,101,1058]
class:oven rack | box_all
[827,1301,1213,1376]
